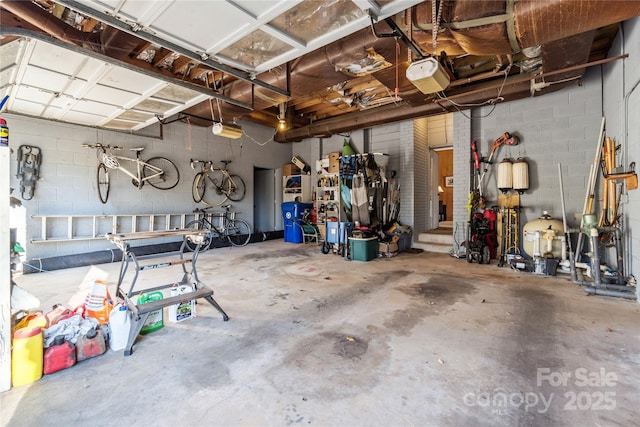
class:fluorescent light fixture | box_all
[212,122,242,139]
[406,58,450,94]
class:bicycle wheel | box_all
[184,220,212,252]
[225,174,246,202]
[226,218,251,247]
[192,172,206,203]
[96,163,110,204]
[144,157,180,190]
[201,170,229,206]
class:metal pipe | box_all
[0,0,100,49]
[582,287,636,300]
[590,228,602,287]
[283,54,626,141]
[613,226,626,286]
[595,283,635,292]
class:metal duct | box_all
[0,0,139,60]
[410,0,640,56]
[515,0,640,49]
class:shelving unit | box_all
[283,174,311,202]
[314,172,341,224]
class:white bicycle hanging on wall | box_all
[83,143,180,203]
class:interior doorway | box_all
[436,147,453,224]
[253,167,278,233]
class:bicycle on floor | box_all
[83,143,180,203]
[185,204,252,250]
[190,159,246,206]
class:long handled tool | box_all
[576,117,605,261]
[477,132,519,195]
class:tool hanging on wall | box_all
[477,132,520,195]
[468,140,483,213]
[468,133,520,214]
[599,136,638,227]
[16,145,42,200]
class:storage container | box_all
[45,304,75,327]
[167,284,196,322]
[326,221,340,244]
[14,311,46,331]
[282,201,313,243]
[11,326,43,386]
[136,292,164,334]
[84,280,113,325]
[108,303,131,351]
[349,237,378,261]
[328,152,340,173]
[43,336,76,375]
[76,327,107,362]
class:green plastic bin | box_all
[349,237,378,261]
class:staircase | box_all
[412,221,454,254]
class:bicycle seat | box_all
[130,147,145,152]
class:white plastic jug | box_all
[108,302,131,351]
[168,284,196,323]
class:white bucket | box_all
[167,284,196,323]
[108,303,131,351]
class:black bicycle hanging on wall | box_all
[83,143,180,203]
[190,159,246,206]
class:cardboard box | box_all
[378,241,399,257]
[283,163,301,176]
[328,152,340,174]
[291,156,308,172]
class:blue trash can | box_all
[282,202,313,243]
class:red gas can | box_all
[45,304,75,327]
[76,327,107,362]
[43,336,76,374]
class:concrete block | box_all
[553,102,586,118]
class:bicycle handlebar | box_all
[82,143,123,150]
[190,158,213,170]
[193,204,233,213]
[190,159,232,170]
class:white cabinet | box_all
[283,174,311,202]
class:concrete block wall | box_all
[452,111,472,247]
[413,119,429,232]
[6,114,292,261]
[372,121,415,228]
[470,69,603,232]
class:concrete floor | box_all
[2,240,639,427]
